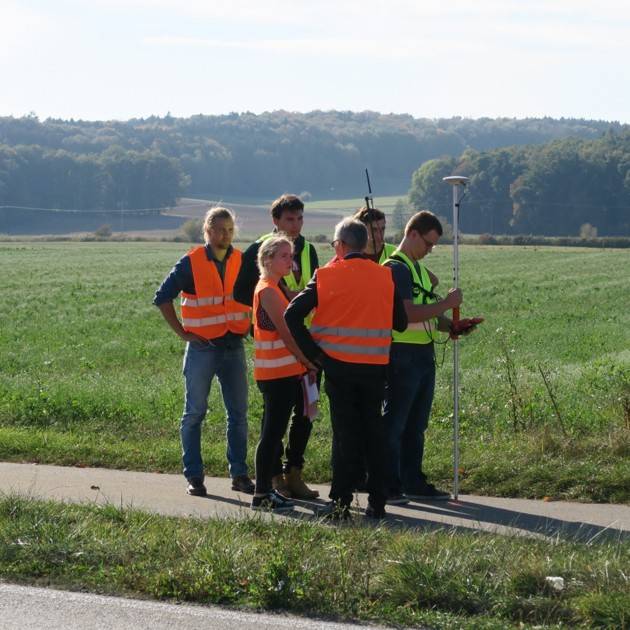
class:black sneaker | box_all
[365,504,387,520]
[232,474,255,494]
[186,478,207,497]
[386,493,410,505]
[316,501,352,522]
[251,490,295,513]
[405,483,450,501]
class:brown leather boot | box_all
[285,467,319,499]
[272,474,291,497]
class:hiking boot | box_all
[186,478,207,497]
[316,501,352,522]
[386,493,410,506]
[272,473,292,497]
[285,467,319,500]
[405,483,450,501]
[251,490,295,513]
[365,504,387,520]
[231,474,255,494]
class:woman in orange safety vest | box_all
[251,235,318,513]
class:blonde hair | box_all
[257,235,293,277]
[203,206,235,243]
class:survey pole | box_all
[442,175,469,500]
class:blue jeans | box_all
[180,340,249,480]
[383,343,436,494]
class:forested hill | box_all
[0,112,622,212]
[409,130,630,236]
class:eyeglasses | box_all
[421,234,438,251]
[330,239,342,248]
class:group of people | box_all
[154,193,474,518]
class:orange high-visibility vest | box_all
[311,257,394,365]
[253,278,306,381]
[181,246,251,340]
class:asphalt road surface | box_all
[0,583,397,630]
[1,462,628,541]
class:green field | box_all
[186,193,407,214]
[0,242,628,502]
[165,194,407,240]
[305,194,406,214]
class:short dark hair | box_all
[405,211,443,237]
[353,206,386,224]
[270,194,304,220]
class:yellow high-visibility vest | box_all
[385,249,438,345]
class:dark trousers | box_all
[262,373,319,473]
[383,343,436,494]
[283,412,312,471]
[255,376,305,494]
[324,368,387,510]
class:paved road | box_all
[1,462,628,541]
[0,583,396,630]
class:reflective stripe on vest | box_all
[258,232,313,291]
[181,294,237,307]
[311,258,394,365]
[406,320,437,332]
[182,312,249,328]
[255,355,300,369]
[310,325,391,338]
[181,246,251,339]
[253,278,306,380]
[254,339,287,350]
[386,249,437,345]
[317,341,390,356]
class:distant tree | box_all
[437,215,454,240]
[580,223,598,238]
[408,157,457,218]
[181,218,203,243]
[94,224,112,239]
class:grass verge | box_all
[1,496,628,629]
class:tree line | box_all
[0,112,621,213]
[408,130,630,236]
[0,143,187,211]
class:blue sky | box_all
[2,0,629,122]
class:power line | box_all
[0,204,168,215]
